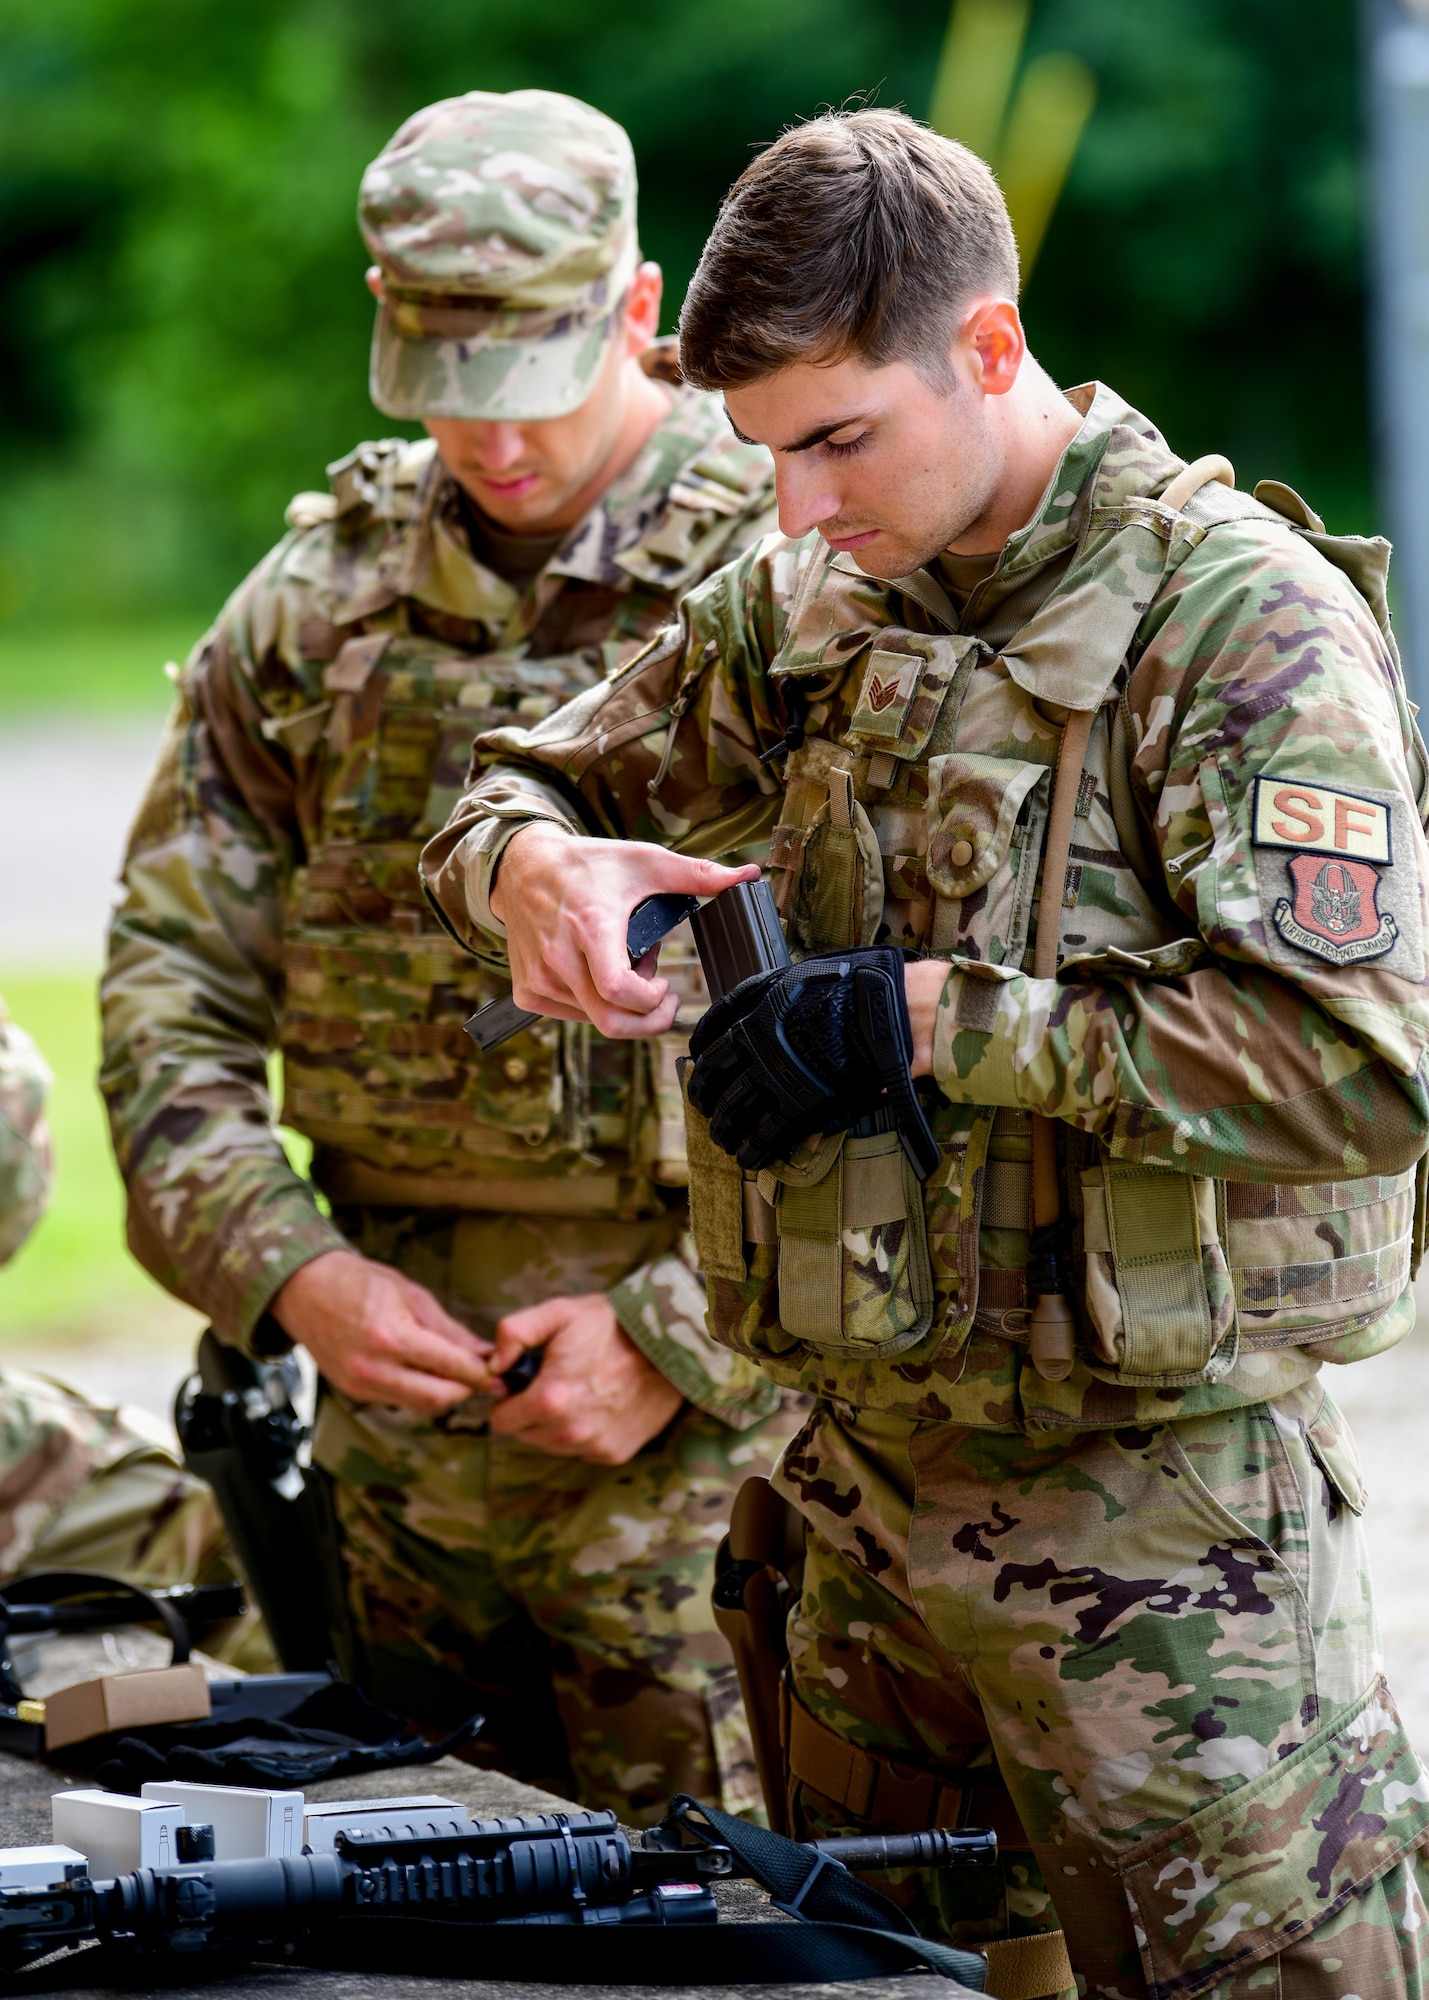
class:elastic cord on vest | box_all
[1026,453,1234,1383]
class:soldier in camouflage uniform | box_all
[100,89,794,1820]
[422,111,1429,1995]
[0,999,51,1272]
[0,994,252,1625]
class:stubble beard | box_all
[846,424,1001,581]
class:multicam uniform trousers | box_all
[780,1379,1429,1998]
[314,1203,801,1825]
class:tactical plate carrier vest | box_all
[682,469,1429,1420]
[278,428,770,1219]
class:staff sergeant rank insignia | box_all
[1252,776,1399,964]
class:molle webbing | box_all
[316,1158,655,1219]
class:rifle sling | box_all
[311,1913,988,1986]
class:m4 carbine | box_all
[0,1799,995,1986]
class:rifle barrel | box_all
[814,1827,998,1871]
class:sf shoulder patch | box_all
[1251,776,1411,969]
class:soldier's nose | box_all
[470,424,530,474]
[775,463,841,539]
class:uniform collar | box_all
[824,381,1178,630]
[997,380,1176,576]
[395,385,763,620]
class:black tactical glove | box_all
[687,948,940,1177]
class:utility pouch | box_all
[1079,1160,1237,1384]
[782,767,885,954]
[758,1126,935,1355]
[680,1067,790,1364]
[681,1070,934,1361]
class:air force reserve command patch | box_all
[1276,854,1396,964]
[1251,776,1413,969]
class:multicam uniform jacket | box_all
[424,379,1429,1993]
[0,994,52,1268]
[0,998,256,1648]
[423,382,1429,1436]
[100,360,779,1425]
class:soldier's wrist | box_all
[238,1228,353,1358]
[905,959,954,1076]
[607,1258,781,1431]
[489,819,577,925]
[930,962,1025,1107]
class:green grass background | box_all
[0,625,181,1344]
[1,643,311,1347]
[0,619,201,716]
[0,962,313,1345]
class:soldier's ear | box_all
[365,265,387,303]
[623,263,663,354]
[963,296,1024,399]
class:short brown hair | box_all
[679,109,1019,391]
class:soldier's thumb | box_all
[395,1271,489,1349]
[491,1295,573,1370]
[645,851,760,898]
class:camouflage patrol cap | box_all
[360,89,639,423]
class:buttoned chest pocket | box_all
[925,753,1051,964]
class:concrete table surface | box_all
[0,1751,947,2000]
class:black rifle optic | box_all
[0,1799,996,1986]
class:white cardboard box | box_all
[51,1792,185,1878]
[140,1781,303,1860]
[0,1846,87,1889]
[301,1795,471,1852]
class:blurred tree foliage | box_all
[0,0,1367,631]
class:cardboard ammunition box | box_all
[51,1793,185,1877]
[42,1662,210,1751]
[141,1780,303,1859]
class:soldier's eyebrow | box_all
[725,412,875,454]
